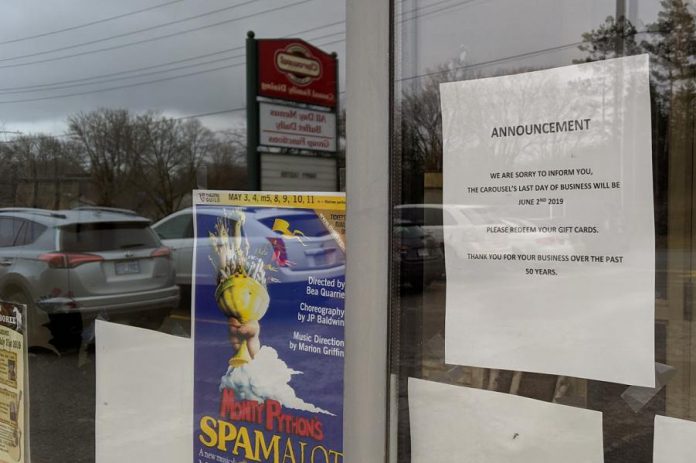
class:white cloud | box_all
[220,346,334,416]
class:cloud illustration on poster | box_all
[220,346,334,416]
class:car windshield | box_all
[60,221,159,252]
[258,213,330,238]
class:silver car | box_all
[0,207,180,347]
[153,206,346,288]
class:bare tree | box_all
[3,135,84,208]
[131,114,215,217]
[13,108,250,217]
[178,118,215,196]
[68,109,139,206]
[207,129,248,190]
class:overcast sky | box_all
[0,0,345,138]
[0,0,678,141]
[398,0,665,87]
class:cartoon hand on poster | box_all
[210,210,271,367]
[228,317,260,362]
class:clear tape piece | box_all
[621,363,676,413]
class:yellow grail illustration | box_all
[215,273,270,367]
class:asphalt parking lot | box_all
[28,307,191,463]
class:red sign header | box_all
[257,39,337,108]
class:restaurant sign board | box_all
[257,39,337,108]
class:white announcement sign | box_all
[259,102,336,152]
[408,378,604,463]
[653,415,696,463]
[441,54,655,386]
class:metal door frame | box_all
[344,0,391,461]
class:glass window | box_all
[153,213,193,240]
[0,218,22,247]
[390,1,696,462]
[60,221,160,252]
[258,212,331,238]
[0,2,346,461]
[14,220,47,246]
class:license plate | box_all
[115,260,140,275]
[418,248,429,257]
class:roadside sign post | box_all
[332,52,341,191]
[245,32,339,192]
[246,31,260,190]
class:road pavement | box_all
[28,309,191,463]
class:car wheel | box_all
[131,307,172,331]
[46,312,83,351]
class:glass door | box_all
[390,1,696,461]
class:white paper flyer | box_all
[653,415,696,463]
[408,378,604,463]
[441,54,655,386]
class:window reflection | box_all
[0,1,345,461]
[392,1,696,462]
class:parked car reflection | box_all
[0,207,179,350]
[153,206,346,304]
[395,203,575,261]
[394,220,444,291]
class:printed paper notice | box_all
[408,378,604,463]
[653,415,696,463]
[441,54,655,386]
[95,321,192,463]
[0,302,25,463]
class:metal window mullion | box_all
[344,0,391,461]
